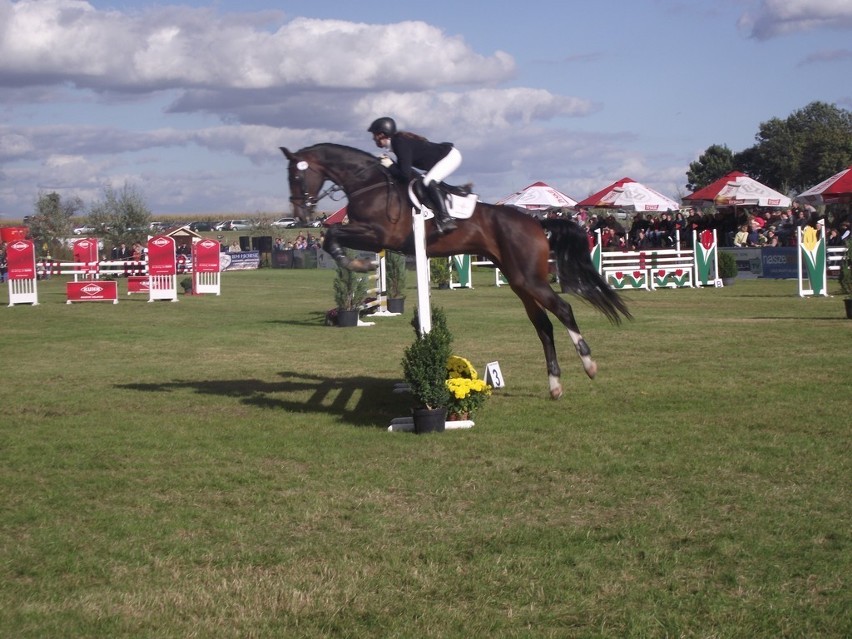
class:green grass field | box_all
[1,269,849,638]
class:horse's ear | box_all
[280,147,295,160]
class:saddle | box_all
[408,180,478,219]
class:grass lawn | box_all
[1,269,849,638]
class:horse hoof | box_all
[349,258,377,273]
[549,386,563,400]
[584,361,598,379]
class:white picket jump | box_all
[7,277,39,306]
[194,271,221,296]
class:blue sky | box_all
[1,0,851,218]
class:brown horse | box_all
[281,143,630,399]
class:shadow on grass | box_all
[118,371,412,428]
[265,311,330,328]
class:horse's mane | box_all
[299,143,378,168]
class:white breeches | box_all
[423,147,462,186]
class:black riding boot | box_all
[426,181,457,234]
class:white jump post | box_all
[147,235,178,302]
[797,224,828,297]
[192,238,222,295]
[6,239,39,306]
[363,251,398,317]
[412,207,432,334]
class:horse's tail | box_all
[540,218,631,324]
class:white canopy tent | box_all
[496,181,577,210]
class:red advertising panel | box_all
[6,240,36,280]
[147,235,176,276]
[0,226,27,242]
[127,276,150,294]
[73,238,99,263]
[193,239,221,273]
[66,280,118,303]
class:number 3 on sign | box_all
[485,361,505,389]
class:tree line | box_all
[25,184,151,259]
[686,101,852,196]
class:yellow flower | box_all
[446,355,478,380]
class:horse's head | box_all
[280,146,328,222]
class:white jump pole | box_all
[412,207,432,334]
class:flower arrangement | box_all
[445,355,492,419]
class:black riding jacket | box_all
[388,132,453,183]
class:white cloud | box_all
[740,0,852,40]
[0,2,514,92]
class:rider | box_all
[368,116,461,234]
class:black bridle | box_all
[289,156,399,220]
[288,160,344,215]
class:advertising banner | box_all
[761,248,799,279]
[66,280,118,303]
[193,239,221,272]
[220,251,260,271]
[7,240,36,279]
[73,238,99,277]
[73,238,98,264]
[127,276,150,294]
[147,235,176,276]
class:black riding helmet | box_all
[367,117,396,137]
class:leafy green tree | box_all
[686,144,735,192]
[28,192,82,258]
[736,101,852,193]
[88,183,152,248]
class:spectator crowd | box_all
[562,205,851,251]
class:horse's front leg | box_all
[323,225,382,272]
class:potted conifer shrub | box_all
[430,257,451,289]
[401,306,453,433]
[717,250,738,286]
[333,252,369,327]
[839,239,852,319]
[179,277,193,294]
[384,250,406,314]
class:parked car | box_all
[189,221,214,232]
[214,219,252,231]
[271,217,298,229]
[73,226,96,235]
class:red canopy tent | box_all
[322,206,348,227]
[575,177,680,212]
[683,171,791,208]
[797,165,852,205]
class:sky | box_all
[1,0,851,219]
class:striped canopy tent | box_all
[797,165,852,205]
[496,181,577,210]
[683,171,791,208]
[575,177,680,212]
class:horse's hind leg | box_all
[516,282,598,385]
[516,291,564,399]
[547,291,598,380]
